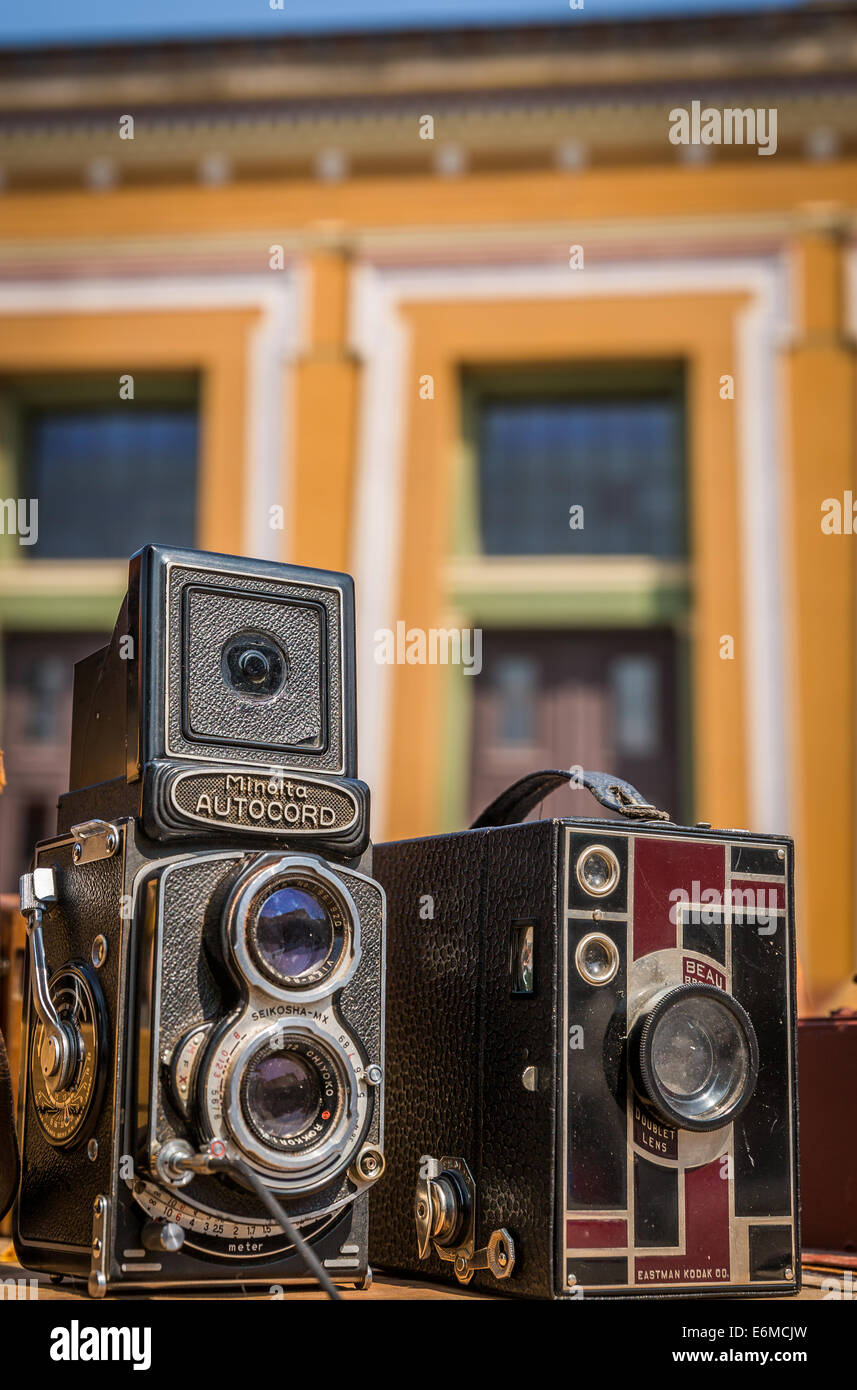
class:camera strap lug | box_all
[70,819,121,864]
[415,1155,515,1285]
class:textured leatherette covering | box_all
[372,820,560,1298]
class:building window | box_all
[610,653,662,759]
[476,386,685,557]
[494,654,538,746]
[22,406,198,558]
[454,367,690,826]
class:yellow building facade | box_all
[0,7,855,1006]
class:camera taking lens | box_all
[239,1042,341,1152]
[633,983,759,1132]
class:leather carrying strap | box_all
[0,1028,19,1221]
[470,768,671,830]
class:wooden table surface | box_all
[0,1240,834,1299]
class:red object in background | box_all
[798,1012,857,1258]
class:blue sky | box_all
[0,0,807,48]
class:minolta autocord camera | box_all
[12,546,385,1296]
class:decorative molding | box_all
[350,253,792,837]
[0,273,300,562]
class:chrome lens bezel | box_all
[203,1017,369,1193]
[224,854,361,1002]
[574,931,621,986]
[575,843,621,898]
[634,982,760,1133]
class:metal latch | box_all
[415,1155,515,1285]
[19,866,79,1094]
[71,820,120,864]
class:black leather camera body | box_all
[13,545,385,1295]
[372,770,799,1300]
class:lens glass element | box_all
[640,987,757,1129]
[255,886,334,981]
[242,1050,322,1143]
[575,844,620,897]
[221,630,287,701]
[575,932,620,986]
[583,853,611,890]
[238,1038,342,1154]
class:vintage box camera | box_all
[372,769,799,1299]
[13,545,384,1295]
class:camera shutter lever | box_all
[70,820,121,864]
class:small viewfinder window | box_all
[510,923,535,996]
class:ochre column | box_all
[785,229,857,1006]
[291,243,359,572]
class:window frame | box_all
[442,362,695,831]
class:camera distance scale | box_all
[128,1177,340,1260]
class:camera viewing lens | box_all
[245,872,350,991]
[575,931,620,986]
[575,844,621,897]
[221,631,287,701]
[635,985,759,1131]
[243,1050,323,1143]
[255,886,334,981]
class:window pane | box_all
[478,394,685,557]
[495,654,538,745]
[610,653,661,758]
[23,409,198,558]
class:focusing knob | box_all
[141,1220,185,1253]
[38,1019,81,1095]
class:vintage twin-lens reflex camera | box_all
[372,769,799,1299]
[13,545,384,1295]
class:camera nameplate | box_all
[168,768,360,837]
